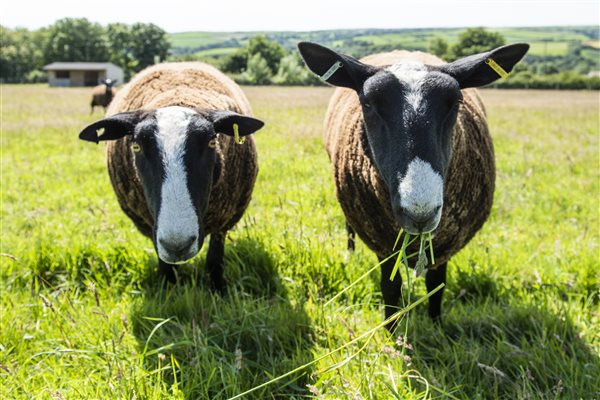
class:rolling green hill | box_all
[168,26,599,58]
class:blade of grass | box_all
[324,250,400,307]
[226,283,445,400]
[428,232,435,264]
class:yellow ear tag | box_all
[131,143,141,153]
[208,138,217,148]
[233,123,245,144]
[485,58,509,79]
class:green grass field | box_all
[168,26,598,57]
[1,85,599,399]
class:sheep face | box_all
[79,107,264,264]
[298,42,529,235]
[359,67,461,234]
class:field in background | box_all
[1,85,599,399]
[168,26,599,58]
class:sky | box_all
[2,0,599,32]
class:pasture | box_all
[167,27,599,58]
[1,84,598,399]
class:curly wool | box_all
[105,62,258,238]
[325,51,494,265]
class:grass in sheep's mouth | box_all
[390,230,436,281]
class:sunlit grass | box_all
[1,85,598,399]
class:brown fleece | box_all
[105,62,258,239]
[91,84,117,108]
[324,51,495,266]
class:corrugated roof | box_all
[43,62,121,71]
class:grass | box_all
[167,26,598,57]
[1,84,599,399]
[193,47,239,58]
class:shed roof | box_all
[43,62,121,71]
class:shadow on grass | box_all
[401,274,599,399]
[130,237,315,399]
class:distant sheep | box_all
[299,42,528,329]
[79,62,264,288]
[90,78,117,114]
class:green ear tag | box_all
[485,58,509,79]
[233,123,245,144]
[321,61,343,82]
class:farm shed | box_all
[43,62,124,87]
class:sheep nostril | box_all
[403,209,436,223]
[159,235,197,253]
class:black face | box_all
[127,108,216,264]
[103,78,116,88]
[359,69,462,233]
[297,41,529,234]
[79,107,264,263]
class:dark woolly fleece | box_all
[104,62,258,239]
[324,51,494,266]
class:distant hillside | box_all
[168,26,599,60]
[167,26,600,89]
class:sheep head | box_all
[79,106,264,263]
[298,42,528,235]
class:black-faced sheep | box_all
[79,62,264,289]
[298,42,528,329]
[90,78,117,114]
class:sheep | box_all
[78,62,265,289]
[90,78,117,114]
[298,42,529,329]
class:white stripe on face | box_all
[155,106,199,263]
[387,61,428,112]
[398,157,443,223]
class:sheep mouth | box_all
[156,239,201,265]
[395,209,442,236]
[158,251,197,265]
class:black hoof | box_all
[209,277,227,295]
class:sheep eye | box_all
[131,143,141,153]
[363,101,372,108]
[208,138,217,149]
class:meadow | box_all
[1,84,598,399]
[168,26,599,58]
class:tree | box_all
[428,37,449,59]
[43,18,109,63]
[273,54,320,85]
[0,26,45,82]
[246,35,286,74]
[106,23,138,80]
[241,53,272,85]
[449,28,505,61]
[129,23,170,72]
[222,48,248,73]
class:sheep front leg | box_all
[206,232,226,294]
[158,259,177,284]
[346,221,356,252]
[425,262,447,323]
[380,255,402,332]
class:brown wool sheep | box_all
[298,41,528,328]
[80,62,263,288]
[105,62,258,240]
[324,51,493,264]
[90,79,117,113]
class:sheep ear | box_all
[439,43,529,88]
[297,41,378,90]
[210,110,265,137]
[79,111,146,143]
